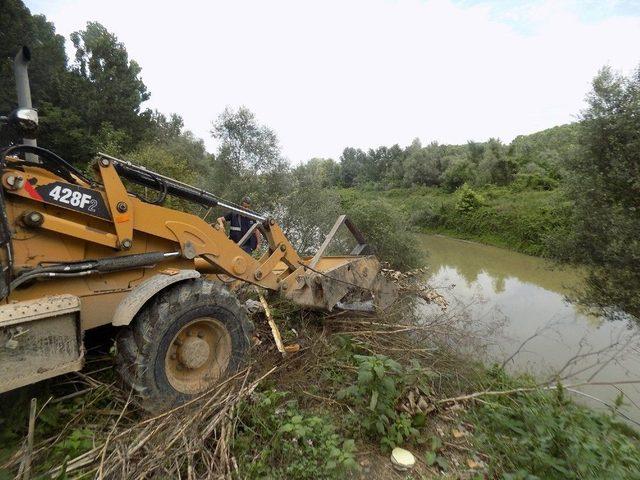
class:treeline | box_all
[294,123,579,192]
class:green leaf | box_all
[386,359,402,372]
[425,451,437,466]
[381,376,395,392]
[430,435,443,451]
[412,412,426,428]
[358,369,374,384]
[369,390,379,411]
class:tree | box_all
[148,111,211,179]
[442,158,474,192]
[209,106,288,211]
[1,5,156,165]
[466,141,485,165]
[339,147,367,187]
[402,141,447,187]
[292,158,340,189]
[558,66,640,322]
[70,22,151,146]
[0,0,75,150]
[125,143,198,212]
[211,106,281,174]
[477,138,516,186]
[384,144,407,187]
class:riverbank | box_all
[2,289,640,479]
[339,186,571,257]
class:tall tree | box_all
[477,138,516,186]
[402,141,447,187]
[1,5,155,164]
[0,0,73,149]
[70,22,151,145]
[210,106,288,209]
[211,106,281,174]
[339,147,366,187]
[559,66,640,322]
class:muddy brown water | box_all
[418,234,640,425]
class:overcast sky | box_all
[26,0,640,163]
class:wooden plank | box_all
[309,215,346,268]
[255,288,285,354]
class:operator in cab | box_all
[216,196,261,254]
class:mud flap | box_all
[0,295,83,393]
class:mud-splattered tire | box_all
[116,278,252,412]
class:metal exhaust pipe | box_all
[13,46,37,161]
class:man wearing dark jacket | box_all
[216,196,260,253]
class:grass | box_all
[339,185,572,257]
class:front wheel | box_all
[116,278,252,412]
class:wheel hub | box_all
[178,336,211,369]
[164,317,232,394]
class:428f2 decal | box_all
[33,182,111,220]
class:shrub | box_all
[409,204,441,228]
[455,183,485,214]
[511,172,559,191]
[344,198,422,270]
[441,158,474,192]
[234,390,358,479]
[469,368,640,479]
[337,354,425,450]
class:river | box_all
[418,234,640,424]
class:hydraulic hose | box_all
[0,144,93,185]
[10,251,180,290]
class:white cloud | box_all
[26,0,640,162]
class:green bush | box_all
[409,203,442,228]
[510,172,559,191]
[337,354,426,450]
[455,183,485,214]
[343,187,571,257]
[469,368,640,479]
[343,198,422,270]
[234,390,358,479]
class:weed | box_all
[468,367,640,479]
[234,389,358,479]
[337,354,426,450]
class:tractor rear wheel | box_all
[116,278,252,412]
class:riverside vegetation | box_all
[2,1,640,478]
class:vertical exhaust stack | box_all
[13,46,38,162]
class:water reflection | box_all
[418,234,640,425]
[422,235,582,298]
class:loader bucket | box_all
[281,255,397,311]
[280,215,398,311]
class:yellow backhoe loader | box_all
[0,47,395,410]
